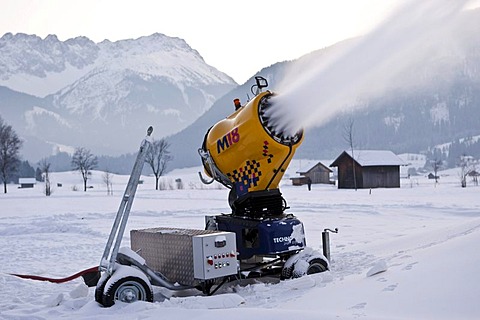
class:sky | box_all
[0,0,405,84]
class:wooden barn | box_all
[330,150,405,189]
[290,161,333,186]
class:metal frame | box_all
[99,126,153,275]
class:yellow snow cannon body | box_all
[199,78,303,215]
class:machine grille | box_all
[258,94,303,145]
[232,189,286,217]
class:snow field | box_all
[0,166,479,319]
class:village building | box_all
[330,150,405,189]
[290,161,333,186]
[427,173,440,180]
[18,178,36,188]
[468,170,479,186]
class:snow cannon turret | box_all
[199,77,303,216]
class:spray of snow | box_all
[266,0,474,136]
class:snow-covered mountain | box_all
[0,33,98,97]
[0,33,237,160]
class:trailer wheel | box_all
[292,258,328,278]
[280,264,294,280]
[306,258,328,275]
[282,251,329,279]
[94,273,110,304]
[102,276,153,307]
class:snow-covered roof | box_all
[297,161,332,174]
[331,150,406,167]
[18,178,36,184]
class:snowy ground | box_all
[1,165,479,319]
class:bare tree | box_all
[38,158,52,196]
[71,147,98,192]
[0,117,23,194]
[471,163,479,186]
[459,154,474,188]
[430,158,442,185]
[145,138,172,190]
[343,118,357,190]
[103,170,114,195]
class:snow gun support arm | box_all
[99,126,153,275]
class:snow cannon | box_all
[92,78,328,308]
[199,77,328,277]
[199,76,304,216]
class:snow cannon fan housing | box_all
[200,90,303,216]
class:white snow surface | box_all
[1,165,480,319]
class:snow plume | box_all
[266,0,474,136]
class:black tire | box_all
[95,274,109,305]
[280,264,294,280]
[306,258,328,275]
[101,276,153,307]
[285,257,329,279]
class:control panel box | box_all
[192,232,238,280]
[131,227,237,286]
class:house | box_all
[427,173,440,180]
[468,170,479,177]
[468,170,479,185]
[330,150,405,189]
[290,161,333,186]
[18,178,36,188]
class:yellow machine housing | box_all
[200,91,303,197]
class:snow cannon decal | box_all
[216,127,240,154]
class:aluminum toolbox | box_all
[130,227,237,286]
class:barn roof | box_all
[19,178,37,184]
[330,150,406,167]
[297,161,332,174]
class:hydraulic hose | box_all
[10,266,100,285]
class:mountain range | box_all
[1,7,480,174]
[0,32,236,161]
